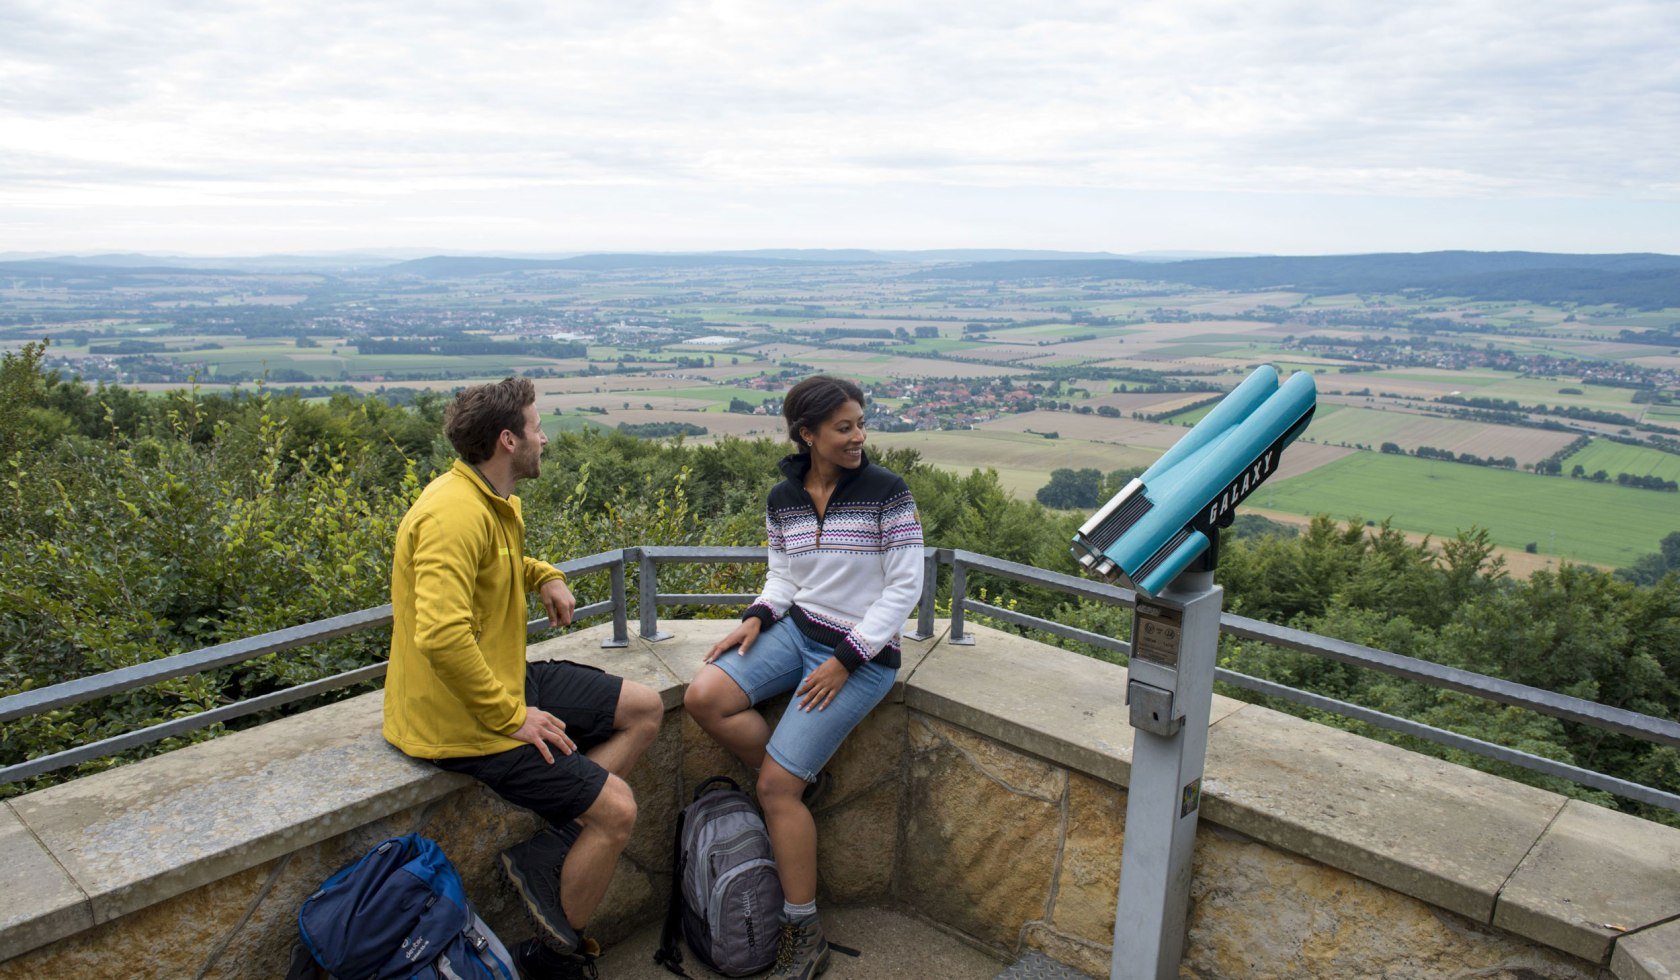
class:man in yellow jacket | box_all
[385,377,661,979]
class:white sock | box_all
[783,899,817,922]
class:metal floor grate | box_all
[993,951,1100,979]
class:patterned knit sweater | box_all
[743,452,925,671]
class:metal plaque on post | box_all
[1132,601,1183,669]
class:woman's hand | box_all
[797,656,849,712]
[705,618,762,664]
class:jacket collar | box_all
[451,459,522,518]
[777,450,870,491]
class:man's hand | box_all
[539,577,575,627]
[705,618,762,664]
[797,656,849,712]
[512,706,576,764]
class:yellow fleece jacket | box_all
[383,460,565,758]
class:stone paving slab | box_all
[593,904,1006,979]
[903,621,1246,788]
[637,617,939,704]
[1613,918,1680,980]
[1200,704,1566,923]
[994,950,1101,979]
[0,803,90,961]
[1496,799,1680,964]
[529,623,685,708]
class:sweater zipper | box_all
[801,486,828,547]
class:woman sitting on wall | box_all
[685,374,925,979]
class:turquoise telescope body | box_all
[1071,365,1316,597]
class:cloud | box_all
[0,0,1677,250]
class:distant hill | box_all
[13,250,1680,308]
[709,249,890,263]
[689,248,1143,263]
[385,253,827,277]
[873,248,1133,262]
[905,251,1680,308]
[0,260,241,278]
[0,253,402,274]
[389,249,1149,275]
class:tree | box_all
[1035,468,1103,509]
[1618,531,1680,586]
[0,340,64,459]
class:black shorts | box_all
[432,660,625,827]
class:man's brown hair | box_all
[444,377,537,464]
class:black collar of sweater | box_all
[777,449,872,488]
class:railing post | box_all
[906,547,938,641]
[949,557,975,645]
[638,549,672,641]
[602,551,630,648]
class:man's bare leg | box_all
[584,679,662,777]
[559,773,637,929]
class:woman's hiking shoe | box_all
[501,822,582,953]
[769,913,831,979]
[515,936,600,980]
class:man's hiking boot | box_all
[769,913,830,979]
[514,936,600,980]
[501,822,582,953]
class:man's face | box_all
[510,404,546,481]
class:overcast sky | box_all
[2,0,1678,256]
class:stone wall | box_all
[4,618,1676,979]
[0,712,679,979]
[900,712,1605,979]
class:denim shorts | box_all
[714,616,896,782]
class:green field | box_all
[868,429,1160,499]
[1145,343,1236,357]
[1473,377,1637,408]
[1264,452,1676,567]
[1298,405,1469,446]
[544,414,613,435]
[648,385,776,408]
[893,338,984,354]
[1561,439,1680,482]
[1372,369,1504,389]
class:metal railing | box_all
[3,546,1677,813]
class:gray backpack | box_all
[655,776,784,977]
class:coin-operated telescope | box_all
[1071,365,1317,598]
[1077,364,1316,980]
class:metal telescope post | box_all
[1067,365,1317,980]
[1109,562,1222,980]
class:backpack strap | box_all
[283,941,322,980]
[652,804,691,978]
[691,774,739,800]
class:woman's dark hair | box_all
[782,375,865,451]
[444,376,536,464]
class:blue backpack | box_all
[294,833,516,980]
